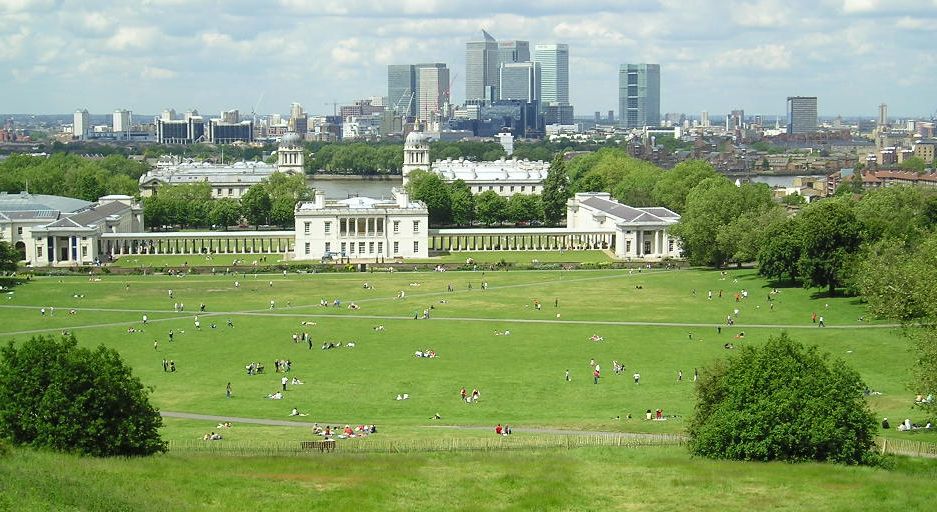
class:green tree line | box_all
[0,154,145,201]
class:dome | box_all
[405,130,430,146]
[279,132,302,147]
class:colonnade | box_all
[101,232,295,257]
[428,230,613,252]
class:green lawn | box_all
[0,268,928,440]
[111,253,288,268]
[411,249,615,264]
[2,445,936,511]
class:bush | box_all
[0,334,166,457]
[688,333,877,465]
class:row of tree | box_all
[0,154,146,201]
[406,170,545,226]
[142,173,311,229]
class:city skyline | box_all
[1,0,936,117]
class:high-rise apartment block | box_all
[534,44,569,107]
[73,109,89,140]
[700,111,710,127]
[113,109,131,135]
[499,61,540,103]
[786,96,818,134]
[618,64,660,129]
[465,30,499,102]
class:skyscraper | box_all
[497,40,530,66]
[786,96,818,134]
[878,103,888,127]
[113,109,131,135]
[417,64,450,122]
[701,111,710,127]
[499,62,540,103]
[533,44,569,107]
[465,30,499,102]
[73,109,89,140]
[618,64,660,129]
[388,64,417,116]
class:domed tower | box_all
[402,130,431,184]
[277,132,304,175]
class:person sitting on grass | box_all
[268,391,283,400]
[289,407,308,417]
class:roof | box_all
[44,200,130,229]
[432,158,549,182]
[577,193,680,226]
[0,192,91,214]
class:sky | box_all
[1,0,936,118]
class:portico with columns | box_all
[566,192,681,259]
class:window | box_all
[340,218,347,236]
[413,241,419,253]
[358,242,365,254]
[499,186,504,192]
[37,246,43,257]
[531,186,536,192]
[325,242,331,253]
[520,186,525,192]
[304,242,310,255]
[228,188,234,195]
[304,222,310,234]
[376,218,384,234]
[668,239,674,252]
[217,188,222,196]
[393,220,400,233]
[324,221,331,234]
[393,241,399,254]
[81,246,87,257]
[377,241,383,254]
[413,220,420,233]
[510,186,515,192]
[17,227,23,235]
[477,186,483,192]
[341,242,346,254]
[368,242,374,254]
[349,242,355,254]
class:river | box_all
[306,175,403,199]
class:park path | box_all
[159,410,686,440]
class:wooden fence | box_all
[876,437,937,458]
[167,433,686,456]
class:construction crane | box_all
[393,88,414,115]
[323,101,351,117]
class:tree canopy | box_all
[688,333,877,465]
[0,334,166,457]
[0,154,143,201]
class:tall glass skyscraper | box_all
[497,40,530,66]
[533,44,569,107]
[499,62,540,103]
[618,64,660,129]
[786,96,818,134]
[387,64,417,116]
[465,30,499,102]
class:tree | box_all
[898,156,927,172]
[853,185,927,243]
[209,198,242,229]
[0,334,166,457]
[688,333,877,465]
[449,180,475,226]
[757,217,803,283]
[506,194,544,224]
[407,170,452,225]
[475,190,507,226]
[716,205,787,266]
[541,155,571,226]
[611,166,661,207]
[264,173,312,227]
[652,160,720,213]
[241,185,272,226]
[0,237,17,272]
[796,198,862,295]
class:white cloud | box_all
[710,44,792,70]
[141,65,176,80]
[842,0,880,13]
[0,0,58,13]
[106,26,159,51]
[731,0,791,27]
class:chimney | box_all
[314,190,326,209]
[395,188,409,208]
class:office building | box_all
[113,109,131,136]
[786,96,818,134]
[388,64,417,116]
[221,109,239,124]
[608,110,614,123]
[497,40,530,65]
[417,64,450,122]
[728,109,745,130]
[156,113,205,144]
[543,103,574,125]
[701,111,710,127]
[878,103,888,127]
[206,119,253,144]
[289,102,308,135]
[465,30,499,101]
[499,61,540,103]
[618,64,660,129]
[73,109,90,140]
[534,44,569,107]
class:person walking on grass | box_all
[226,382,232,399]
[282,376,288,391]
[565,369,570,382]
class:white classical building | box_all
[139,132,305,199]
[402,131,549,196]
[566,192,681,259]
[0,192,143,267]
[293,188,429,261]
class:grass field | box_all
[2,266,937,509]
[2,445,937,511]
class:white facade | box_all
[402,131,549,196]
[567,192,681,259]
[1,193,143,267]
[140,133,304,198]
[294,189,428,261]
[73,109,90,140]
[113,109,131,134]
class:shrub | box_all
[0,334,166,457]
[688,333,877,465]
